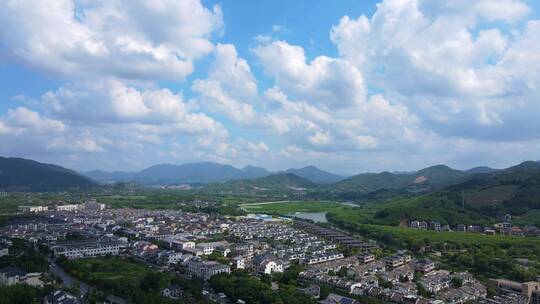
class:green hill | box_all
[205,173,315,193]
[358,164,540,226]
[0,157,96,192]
[332,171,412,192]
[331,164,467,194]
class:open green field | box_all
[240,200,357,215]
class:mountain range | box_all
[365,161,540,226]
[2,155,540,195]
[83,163,343,185]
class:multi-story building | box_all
[18,206,48,213]
[232,256,245,269]
[56,204,81,212]
[195,241,230,256]
[416,259,435,274]
[487,279,540,303]
[167,238,195,251]
[302,252,344,265]
[186,257,230,280]
[253,255,284,274]
[83,200,106,211]
[384,255,408,269]
[357,253,375,264]
[0,266,26,286]
[53,239,124,259]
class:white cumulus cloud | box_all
[0,0,222,81]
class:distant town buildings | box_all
[18,205,48,213]
[409,219,540,238]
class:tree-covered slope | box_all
[206,173,315,193]
[0,157,96,191]
[363,164,540,226]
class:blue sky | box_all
[1,0,540,175]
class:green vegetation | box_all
[465,185,517,208]
[58,256,206,304]
[0,156,96,192]
[0,284,49,304]
[206,173,315,194]
[513,209,540,226]
[329,167,540,227]
[209,270,315,304]
[362,193,492,226]
[0,239,49,273]
[327,216,540,282]
[240,200,355,215]
[331,172,412,193]
[330,165,465,193]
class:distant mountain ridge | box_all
[3,156,540,195]
[0,157,96,192]
[284,166,345,183]
[84,162,271,185]
[83,162,344,185]
[206,173,315,193]
[84,160,540,191]
[368,161,540,226]
[327,162,536,194]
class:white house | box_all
[232,256,246,269]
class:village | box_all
[1,200,539,304]
[408,216,540,238]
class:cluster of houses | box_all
[298,251,490,304]
[409,219,540,237]
[2,200,540,304]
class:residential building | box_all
[195,241,230,256]
[18,205,48,213]
[0,266,26,286]
[56,204,81,212]
[318,293,359,304]
[430,221,441,231]
[53,239,124,259]
[232,256,245,269]
[298,285,321,299]
[167,238,195,251]
[161,285,183,299]
[83,200,106,211]
[186,257,230,281]
[416,259,435,274]
[45,290,82,304]
[357,253,375,264]
[487,279,540,302]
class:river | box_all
[290,212,327,223]
[49,259,127,304]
